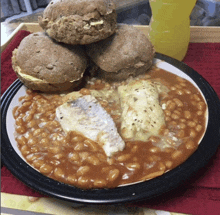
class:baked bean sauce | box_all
[13,68,207,189]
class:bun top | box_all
[86,24,155,73]
[15,32,87,84]
[38,0,117,45]
[41,0,116,22]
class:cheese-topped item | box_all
[15,65,44,82]
[118,79,165,141]
[56,95,125,157]
[62,88,121,116]
[11,32,88,92]
[38,0,117,45]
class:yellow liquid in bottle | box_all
[149,0,197,61]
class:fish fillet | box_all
[56,95,125,157]
[118,79,165,141]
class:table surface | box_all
[1,11,220,215]
[1,11,41,46]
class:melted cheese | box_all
[16,66,44,82]
[61,79,166,146]
[56,95,125,157]
[84,20,104,29]
[118,79,165,141]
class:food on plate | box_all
[12,32,88,92]
[118,79,166,141]
[10,1,206,189]
[38,0,117,45]
[56,95,125,157]
[13,68,207,189]
[86,24,155,81]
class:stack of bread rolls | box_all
[12,0,155,92]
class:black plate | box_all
[1,53,220,204]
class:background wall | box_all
[116,0,220,26]
[1,0,50,21]
[1,0,220,26]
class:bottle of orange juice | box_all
[149,0,197,61]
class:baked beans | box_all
[13,68,207,189]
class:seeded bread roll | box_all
[38,0,117,45]
[12,32,88,92]
[86,24,155,82]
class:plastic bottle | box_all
[148,0,197,61]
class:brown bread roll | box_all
[12,32,88,92]
[39,0,117,45]
[86,24,155,82]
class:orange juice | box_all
[149,0,197,61]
